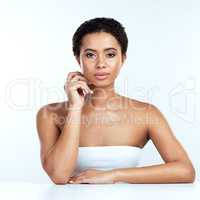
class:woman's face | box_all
[76,32,126,87]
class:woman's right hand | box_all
[64,71,93,109]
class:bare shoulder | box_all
[37,101,68,114]
[124,97,161,115]
[36,101,69,126]
[37,101,68,115]
[36,101,69,165]
[122,96,151,114]
[123,97,168,132]
[121,97,152,131]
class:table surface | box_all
[0,181,199,200]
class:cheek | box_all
[107,57,122,67]
[79,59,91,73]
[82,64,92,74]
[112,66,121,79]
[81,58,95,69]
[80,61,94,79]
[109,60,122,74]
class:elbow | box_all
[42,161,70,185]
[185,167,196,183]
[51,174,70,185]
[180,163,196,183]
[49,170,71,185]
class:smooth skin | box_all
[36,32,195,184]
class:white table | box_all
[0,181,199,200]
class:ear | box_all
[76,56,80,65]
[122,54,127,64]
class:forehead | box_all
[81,32,121,51]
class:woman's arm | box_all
[112,104,195,184]
[36,104,82,184]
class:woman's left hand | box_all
[68,169,116,184]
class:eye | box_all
[86,53,95,58]
[107,53,116,58]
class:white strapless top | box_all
[72,146,142,177]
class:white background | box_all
[0,0,199,183]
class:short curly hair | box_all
[72,17,128,57]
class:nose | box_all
[96,55,106,69]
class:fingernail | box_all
[69,180,74,183]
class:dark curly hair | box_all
[72,17,128,58]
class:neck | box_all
[83,83,119,111]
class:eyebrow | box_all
[84,48,117,52]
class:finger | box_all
[68,176,77,183]
[69,75,89,88]
[68,180,75,184]
[72,82,90,94]
[70,173,89,183]
[79,178,92,184]
[66,72,76,83]
[73,178,89,184]
[69,173,85,181]
[71,81,92,94]
[80,81,93,93]
[67,71,82,83]
[69,75,91,88]
[70,75,86,83]
[70,84,89,95]
[76,171,87,176]
[66,72,93,94]
[68,178,81,184]
[66,73,93,91]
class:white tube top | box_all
[72,146,142,178]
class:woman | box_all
[36,17,195,184]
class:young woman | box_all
[36,17,195,184]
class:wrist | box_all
[68,103,83,111]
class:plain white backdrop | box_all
[0,0,199,183]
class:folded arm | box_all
[112,104,195,184]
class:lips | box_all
[94,72,110,76]
[94,72,110,80]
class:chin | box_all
[92,81,113,89]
